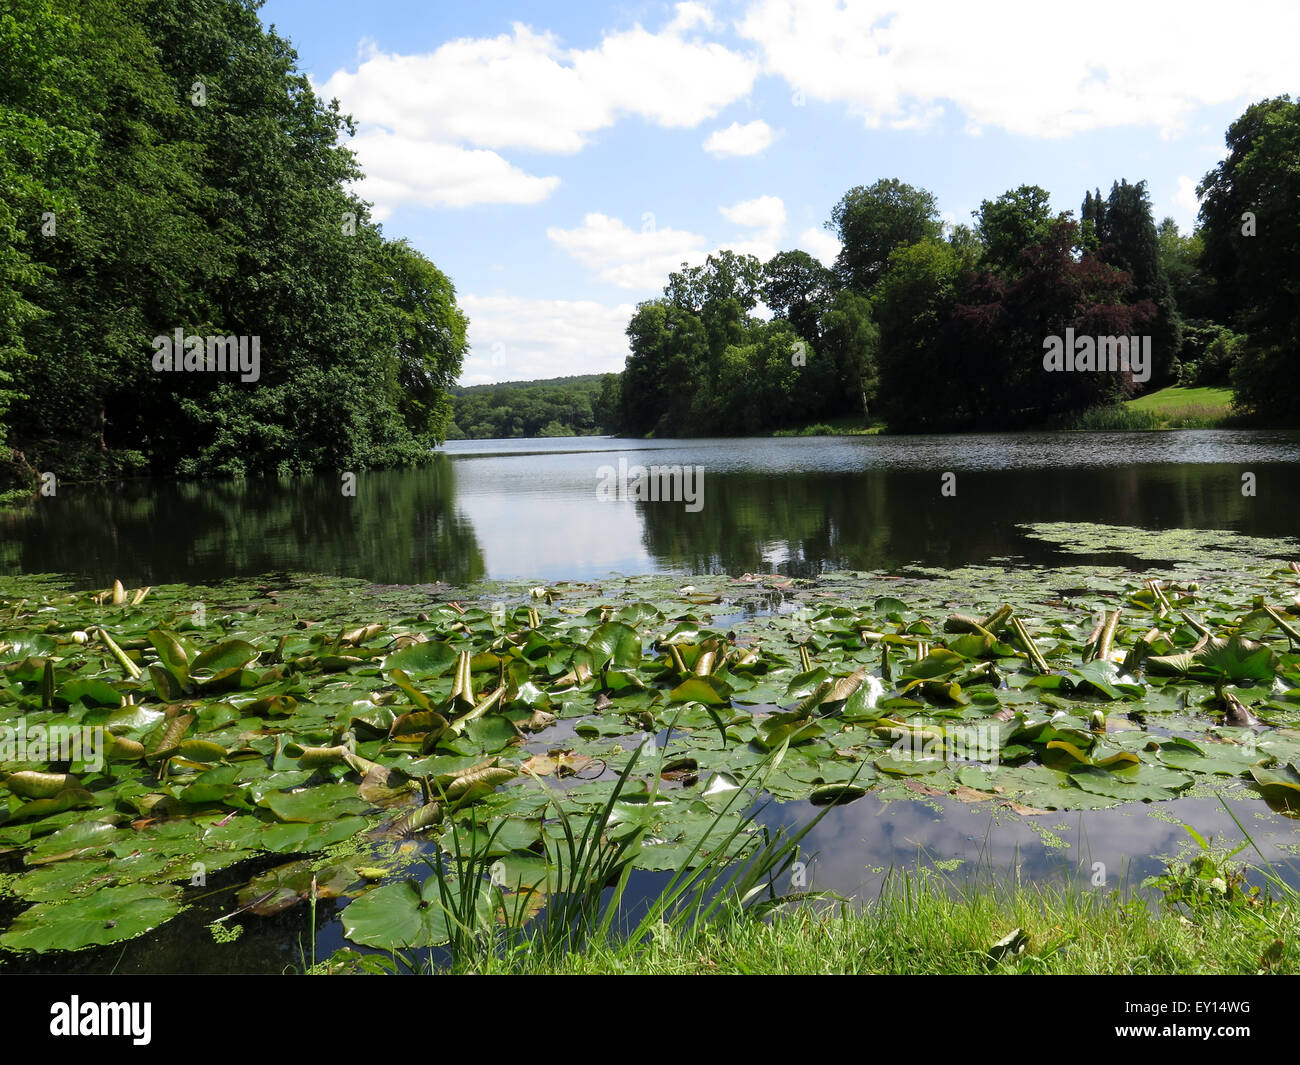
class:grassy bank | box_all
[318,855,1300,975]
[772,415,884,436]
[768,387,1243,437]
[484,899,1299,975]
[1075,385,1240,430]
[1128,385,1234,415]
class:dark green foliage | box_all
[876,222,1154,431]
[1198,95,1300,422]
[871,237,965,429]
[761,250,836,344]
[0,0,466,487]
[827,179,944,293]
[818,289,879,418]
[974,185,1058,276]
[609,248,877,437]
[1156,218,1215,323]
[1085,180,1180,386]
[1080,188,1105,252]
[448,375,606,439]
[1175,321,1243,387]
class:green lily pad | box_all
[0,883,182,953]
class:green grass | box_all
[1056,387,1243,431]
[1119,385,1241,428]
[313,788,1300,976]
[317,868,1300,975]
[1127,385,1234,414]
[771,414,884,437]
[499,884,1300,975]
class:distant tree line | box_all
[446,375,617,439]
[605,95,1300,435]
[0,0,467,493]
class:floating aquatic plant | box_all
[1,529,1300,953]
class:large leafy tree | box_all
[761,250,836,344]
[1085,179,1180,385]
[376,238,467,443]
[0,0,89,467]
[0,0,467,488]
[819,289,879,418]
[664,250,762,358]
[1156,218,1215,322]
[1197,95,1300,420]
[619,300,710,437]
[875,222,1155,430]
[984,219,1155,421]
[974,185,1057,276]
[827,179,943,293]
[871,237,965,429]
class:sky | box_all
[256,0,1300,386]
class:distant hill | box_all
[447,372,620,439]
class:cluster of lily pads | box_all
[2,531,1300,954]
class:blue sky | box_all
[257,0,1299,385]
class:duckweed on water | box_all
[3,523,1300,954]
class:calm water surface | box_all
[5,430,1300,585]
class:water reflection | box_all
[756,792,1300,902]
[5,430,1298,585]
[1,457,485,586]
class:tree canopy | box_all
[600,92,1300,437]
[0,0,466,491]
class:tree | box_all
[1080,188,1105,252]
[376,239,468,443]
[0,0,92,468]
[620,300,709,436]
[819,290,879,418]
[1198,95,1300,420]
[871,238,964,428]
[981,219,1156,421]
[1085,179,1180,386]
[874,221,1155,431]
[974,185,1057,275]
[664,250,762,358]
[946,222,983,272]
[664,250,762,317]
[593,373,621,431]
[826,179,943,293]
[1156,218,1215,322]
[0,0,469,486]
[761,249,836,344]
[704,321,805,434]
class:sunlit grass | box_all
[460,868,1300,975]
[1127,386,1234,414]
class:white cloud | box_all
[703,118,775,156]
[546,213,711,290]
[458,294,635,385]
[548,208,789,292]
[666,2,717,34]
[1168,174,1204,232]
[1174,175,1201,214]
[316,14,756,213]
[720,195,786,243]
[738,0,1300,138]
[350,133,559,216]
[797,225,841,267]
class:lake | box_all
[5,429,1300,587]
[4,428,1300,972]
